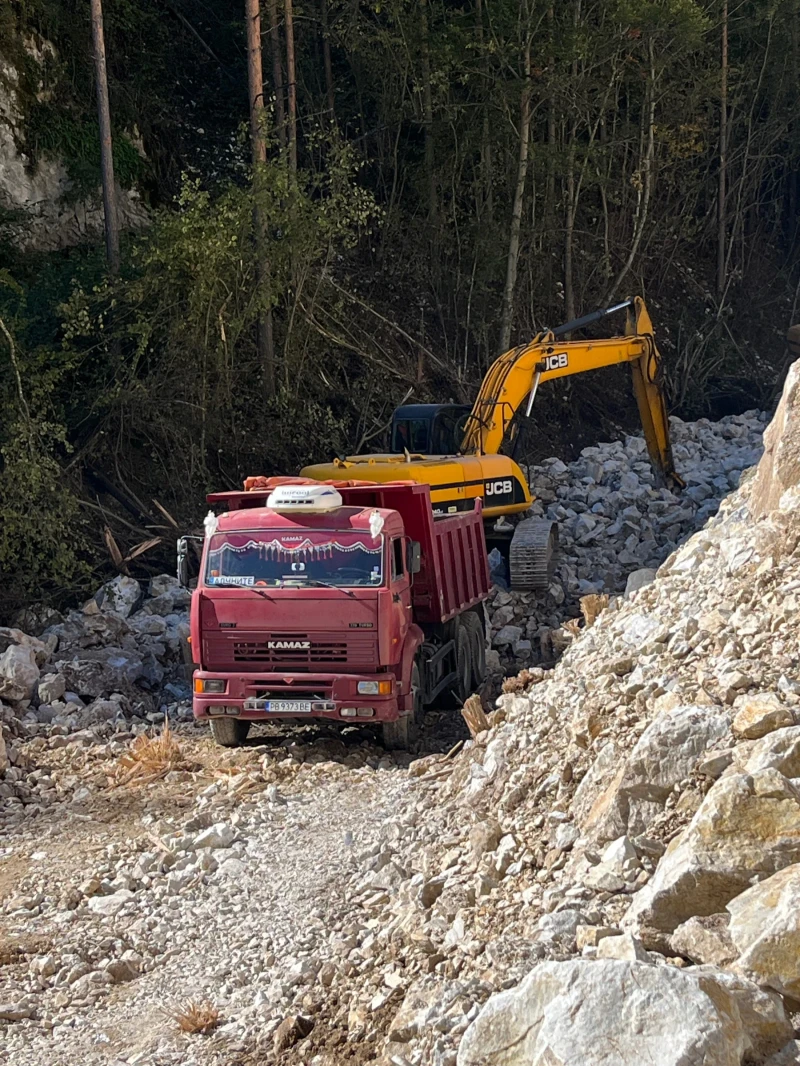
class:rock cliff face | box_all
[0,40,148,252]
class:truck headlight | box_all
[195,679,226,694]
[357,681,392,696]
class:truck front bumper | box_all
[192,670,401,723]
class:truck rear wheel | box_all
[382,664,422,751]
[438,624,473,709]
[210,718,251,747]
[463,612,487,688]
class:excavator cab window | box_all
[431,408,471,454]
[391,404,471,455]
[392,418,430,453]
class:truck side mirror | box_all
[407,540,421,575]
[177,536,190,588]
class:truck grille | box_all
[233,640,347,664]
[204,631,376,670]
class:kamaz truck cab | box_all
[183,479,490,750]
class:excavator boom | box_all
[461,296,682,489]
[303,295,682,591]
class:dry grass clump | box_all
[168,999,221,1035]
[461,694,491,737]
[580,593,610,627]
[113,719,187,786]
[501,667,546,695]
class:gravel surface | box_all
[0,732,415,1065]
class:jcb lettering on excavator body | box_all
[485,479,513,497]
[543,352,569,372]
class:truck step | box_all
[509,519,558,592]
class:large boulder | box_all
[750,358,800,519]
[579,705,730,841]
[670,914,737,966]
[732,694,794,741]
[56,648,146,700]
[734,726,800,777]
[626,770,800,949]
[764,1042,800,1066]
[95,576,142,618]
[456,960,790,1066]
[0,643,40,702]
[0,627,51,665]
[727,864,800,1005]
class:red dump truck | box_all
[181,478,490,749]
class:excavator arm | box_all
[461,296,683,490]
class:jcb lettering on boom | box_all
[543,352,569,371]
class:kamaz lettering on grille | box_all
[267,640,312,650]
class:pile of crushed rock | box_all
[488,411,767,672]
[302,365,798,1065]
[0,575,191,784]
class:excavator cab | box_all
[390,404,472,455]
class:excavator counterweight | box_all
[302,296,681,590]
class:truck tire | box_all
[455,625,474,702]
[463,612,487,688]
[382,664,422,751]
[210,718,251,747]
[438,624,473,709]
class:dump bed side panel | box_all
[334,482,489,625]
[432,508,491,622]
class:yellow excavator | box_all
[302,297,682,589]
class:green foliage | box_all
[25,102,147,196]
[0,284,90,610]
[614,0,709,42]
[0,418,90,608]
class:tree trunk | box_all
[606,38,656,302]
[717,0,728,301]
[246,0,267,167]
[268,0,286,150]
[563,0,581,322]
[498,40,532,353]
[419,0,436,219]
[320,0,336,126]
[475,0,493,219]
[285,0,298,174]
[89,0,120,275]
[544,4,556,240]
[245,0,276,397]
[563,120,577,323]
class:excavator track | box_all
[510,518,559,591]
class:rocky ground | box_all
[2,378,800,1066]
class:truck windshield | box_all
[205,530,383,588]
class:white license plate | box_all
[244,699,313,714]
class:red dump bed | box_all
[207,481,490,625]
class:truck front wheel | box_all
[382,664,422,751]
[210,718,251,747]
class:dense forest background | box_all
[0,0,798,612]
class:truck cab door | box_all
[389,537,412,658]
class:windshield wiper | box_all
[208,581,275,601]
[297,578,356,598]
